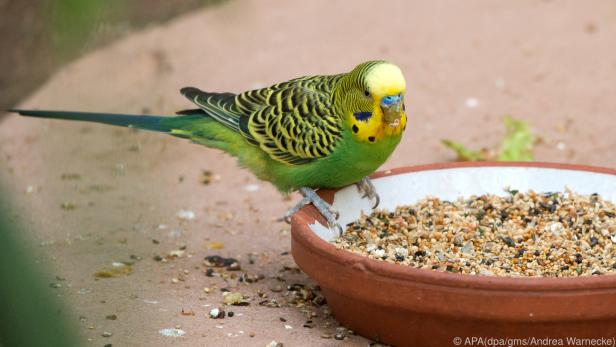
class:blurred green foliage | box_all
[498,116,535,161]
[47,0,127,58]
[441,138,487,161]
[0,187,82,347]
[46,0,228,58]
[442,116,535,161]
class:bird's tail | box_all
[9,109,201,133]
[10,108,274,187]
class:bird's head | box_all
[337,61,407,143]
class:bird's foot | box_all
[282,187,343,235]
[356,177,380,209]
[282,196,311,223]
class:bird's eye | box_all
[364,90,370,97]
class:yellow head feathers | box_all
[364,62,406,98]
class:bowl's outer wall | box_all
[291,162,616,347]
[322,285,616,347]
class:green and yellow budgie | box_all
[11,60,407,232]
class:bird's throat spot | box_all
[353,112,372,122]
[352,124,359,133]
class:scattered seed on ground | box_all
[94,263,133,278]
[159,328,186,337]
[181,308,195,316]
[223,292,249,306]
[209,308,225,319]
[269,284,283,292]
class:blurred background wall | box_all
[0,0,225,114]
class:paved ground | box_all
[1,1,616,346]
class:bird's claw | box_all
[356,177,380,209]
[331,209,340,220]
[282,187,343,235]
[282,196,311,224]
[332,223,344,236]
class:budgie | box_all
[11,60,407,233]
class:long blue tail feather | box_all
[10,109,172,132]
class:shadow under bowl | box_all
[290,162,616,347]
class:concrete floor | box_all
[1,1,616,346]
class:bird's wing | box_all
[237,77,344,165]
[180,88,243,132]
[181,75,344,165]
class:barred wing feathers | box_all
[181,75,343,165]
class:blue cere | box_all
[381,94,402,107]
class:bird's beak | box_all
[380,94,403,127]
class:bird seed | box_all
[333,189,616,277]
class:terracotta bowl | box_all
[290,162,616,347]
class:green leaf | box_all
[441,116,535,162]
[441,139,486,161]
[497,116,534,161]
